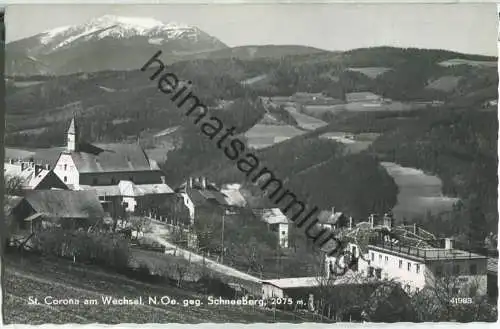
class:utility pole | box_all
[220,209,225,264]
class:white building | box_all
[366,237,488,296]
[4,159,67,191]
[253,208,290,248]
[53,117,174,214]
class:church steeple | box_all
[67,116,78,152]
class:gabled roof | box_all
[186,188,229,207]
[4,163,66,190]
[221,184,247,207]
[68,117,76,135]
[22,190,105,219]
[253,208,290,225]
[68,143,159,174]
[117,180,174,197]
[79,180,174,197]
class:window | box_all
[407,262,411,271]
[368,266,374,277]
[399,260,403,269]
[416,264,420,274]
[470,264,477,275]
[379,255,382,262]
[98,196,105,201]
[384,256,388,264]
[281,231,286,236]
[371,252,374,261]
[452,288,459,295]
[375,268,382,279]
[453,264,460,275]
[64,164,67,170]
[63,176,67,182]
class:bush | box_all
[31,228,130,270]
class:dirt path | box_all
[145,233,261,283]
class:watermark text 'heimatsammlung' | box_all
[141,50,349,258]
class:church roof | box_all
[68,117,76,135]
[69,143,159,174]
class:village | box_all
[3,116,498,321]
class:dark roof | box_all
[187,188,229,207]
[22,190,105,219]
[69,143,157,173]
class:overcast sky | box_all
[5,3,498,56]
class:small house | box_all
[12,190,105,233]
[253,208,290,248]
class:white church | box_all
[53,117,174,215]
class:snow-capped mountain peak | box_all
[38,15,203,51]
[6,14,227,75]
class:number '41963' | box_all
[450,297,473,304]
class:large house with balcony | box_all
[366,237,488,296]
[325,214,488,297]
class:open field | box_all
[3,252,317,324]
[346,67,392,78]
[283,107,328,130]
[244,124,305,149]
[425,76,462,92]
[320,132,380,154]
[438,58,498,68]
[380,162,460,221]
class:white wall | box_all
[262,283,284,299]
[368,248,426,293]
[368,248,488,295]
[122,196,137,213]
[278,223,289,248]
[324,242,370,279]
[425,259,488,296]
[53,154,79,187]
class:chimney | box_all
[21,162,26,171]
[201,177,207,189]
[188,177,193,189]
[45,164,51,170]
[369,214,374,228]
[444,238,454,250]
[383,213,393,229]
[9,159,14,164]
[349,216,353,230]
[331,206,335,214]
[161,176,166,184]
